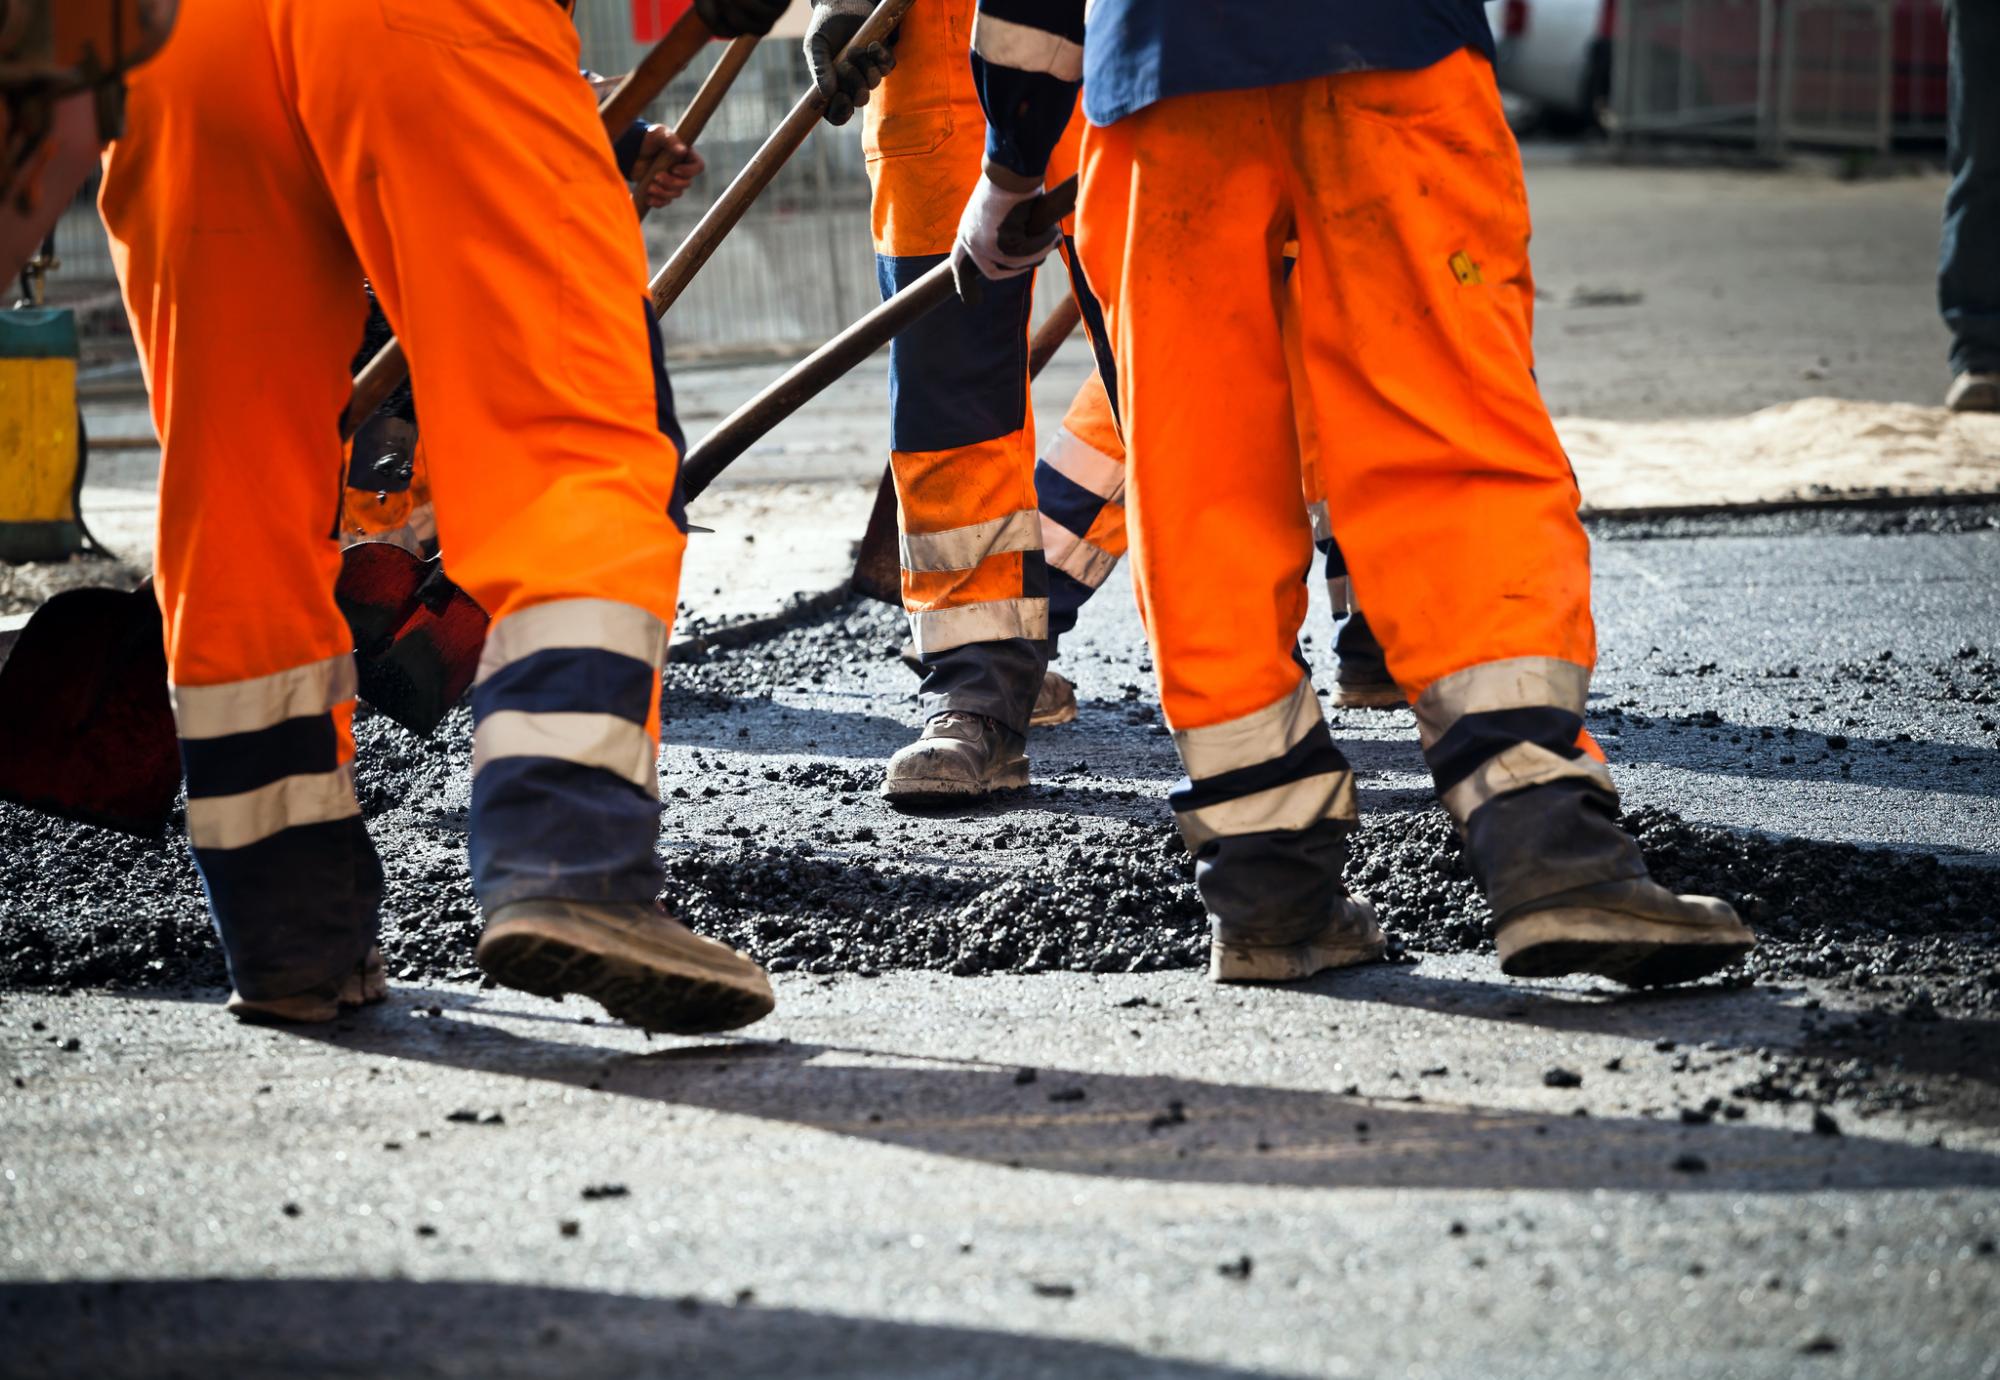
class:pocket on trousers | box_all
[861,0,964,160]
[1329,50,1486,127]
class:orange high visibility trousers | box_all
[99,0,687,997]
[1075,50,1622,930]
[865,0,1109,731]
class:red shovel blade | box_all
[0,585,181,836]
[335,543,489,738]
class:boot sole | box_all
[476,913,774,1035]
[1498,909,1756,988]
[881,759,1030,808]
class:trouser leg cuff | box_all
[1463,778,1650,920]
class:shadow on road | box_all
[302,993,2000,1195]
[0,1278,1256,1380]
[1310,964,2000,1094]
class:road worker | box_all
[98,0,786,1029]
[807,0,1113,800]
[955,0,1757,988]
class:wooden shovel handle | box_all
[633,34,759,217]
[678,177,1078,502]
[1027,293,1082,378]
[647,0,921,319]
[340,7,715,439]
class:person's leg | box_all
[863,0,1047,800]
[1034,368,1127,648]
[97,0,383,1015]
[1075,89,1382,982]
[1282,50,1751,986]
[276,0,769,1031]
[1942,0,2000,409]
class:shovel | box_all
[850,291,1081,604]
[647,0,919,318]
[678,178,1078,500]
[0,13,718,835]
[631,34,759,218]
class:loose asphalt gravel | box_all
[4,505,1997,1053]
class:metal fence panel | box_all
[1613,0,1903,156]
[47,10,1072,360]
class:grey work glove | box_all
[694,0,789,39]
[806,0,897,127]
[950,173,1062,307]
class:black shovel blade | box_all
[851,463,903,606]
[0,585,181,836]
[335,543,489,737]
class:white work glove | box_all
[950,173,1063,306]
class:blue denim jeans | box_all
[1942,0,2000,376]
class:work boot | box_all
[1211,895,1386,983]
[227,947,388,1025]
[1332,612,1402,709]
[476,899,774,1034]
[1947,371,2000,412]
[1495,877,1755,989]
[1031,669,1078,727]
[881,710,1028,806]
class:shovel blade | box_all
[0,586,181,836]
[851,464,903,606]
[335,543,489,737]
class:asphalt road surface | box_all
[5,503,1998,1379]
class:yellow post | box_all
[0,307,84,561]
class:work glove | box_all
[951,173,1062,307]
[629,125,706,210]
[693,0,790,39]
[806,0,897,127]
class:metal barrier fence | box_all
[1611,0,1920,156]
[45,10,1070,360]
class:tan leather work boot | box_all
[1496,877,1755,988]
[227,947,389,1025]
[1031,670,1078,727]
[881,710,1028,806]
[477,899,774,1034]
[1211,896,1386,983]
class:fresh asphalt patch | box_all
[4,506,1997,1118]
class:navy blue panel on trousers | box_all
[643,303,690,532]
[195,815,383,1001]
[180,715,338,800]
[1059,235,1120,424]
[468,631,665,912]
[1167,724,1352,818]
[1423,705,1588,797]
[1034,463,1109,543]
[1047,567,1091,642]
[470,647,657,726]
[877,252,1036,453]
[470,756,664,909]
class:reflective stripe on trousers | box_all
[469,597,671,909]
[1167,677,1359,851]
[174,654,364,851]
[1413,656,1615,824]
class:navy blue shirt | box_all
[973,0,1496,179]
